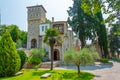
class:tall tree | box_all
[8,25,21,42]
[44,28,61,70]
[20,30,27,47]
[0,25,7,36]
[109,24,120,57]
[0,24,27,48]
[105,0,120,21]
[0,31,20,77]
[81,0,109,57]
[67,0,95,48]
[96,11,109,57]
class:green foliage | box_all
[64,47,100,74]
[81,0,101,14]
[105,0,120,25]
[77,48,94,65]
[17,50,27,70]
[0,70,95,80]
[88,46,100,60]
[44,28,62,70]
[64,47,100,66]
[0,31,21,77]
[8,25,21,42]
[100,58,113,65]
[45,18,51,23]
[77,0,109,57]
[67,0,96,48]
[34,65,40,71]
[100,58,109,63]
[20,31,27,47]
[44,28,61,45]
[15,39,22,48]
[96,11,109,58]
[0,25,7,36]
[0,36,1,40]
[112,57,120,62]
[0,24,27,48]
[109,25,120,55]
[28,48,45,65]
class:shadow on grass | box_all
[32,70,94,80]
[74,72,95,80]
[54,71,94,80]
[32,70,51,76]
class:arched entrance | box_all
[31,39,37,48]
[53,49,60,60]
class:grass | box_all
[0,69,95,80]
[100,58,113,65]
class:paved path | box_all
[91,61,120,80]
[55,61,120,80]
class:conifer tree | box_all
[68,0,96,48]
[0,31,21,77]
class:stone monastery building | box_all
[27,5,74,61]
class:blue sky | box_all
[0,0,73,31]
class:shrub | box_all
[64,47,100,74]
[28,48,45,65]
[17,50,27,70]
[112,57,120,62]
[16,39,22,48]
[100,58,109,63]
[89,46,100,61]
[0,36,1,40]
[0,31,21,77]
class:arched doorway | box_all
[53,49,60,60]
[31,39,37,48]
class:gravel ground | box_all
[55,61,120,80]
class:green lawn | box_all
[0,69,95,80]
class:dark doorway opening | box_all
[31,39,37,48]
[53,49,60,60]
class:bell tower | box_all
[27,5,46,49]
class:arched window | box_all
[31,39,37,48]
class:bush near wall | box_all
[28,48,45,65]
[17,50,27,70]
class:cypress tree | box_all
[0,31,21,77]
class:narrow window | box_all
[45,26,47,30]
[42,26,44,31]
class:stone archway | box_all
[31,39,37,48]
[53,49,60,60]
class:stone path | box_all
[91,61,120,80]
[55,61,120,80]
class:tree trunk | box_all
[100,46,104,58]
[117,52,119,58]
[49,38,56,70]
[79,37,85,48]
[50,45,54,70]
[77,65,80,75]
